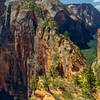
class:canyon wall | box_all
[0,1,87,100]
[36,0,100,49]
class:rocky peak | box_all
[66,3,100,27]
[0,1,87,99]
[35,0,65,17]
[34,1,100,49]
[35,1,100,29]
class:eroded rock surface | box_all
[0,1,87,100]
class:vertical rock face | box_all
[98,28,100,64]
[0,1,87,100]
[0,2,38,100]
[0,0,6,34]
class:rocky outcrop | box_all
[35,0,100,49]
[54,10,93,49]
[54,3,100,49]
[91,28,100,100]
[97,28,100,64]
[66,4,100,28]
[92,28,100,67]
[0,1,87,100]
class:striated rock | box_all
[35,0,100,49]
[35,0,64,17]
[97,28,100,64]
[66,4,100,28]
[92,28,100,66]
[0,1,87,100]
[54,10,93,49]
[91,28,100,100]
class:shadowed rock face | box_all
[54,4,100,49]
[0,1,87,99]
[66,4,100,28]
[0,2,37,100]
[0,0,6,34]
[0,89,14,100]
[54,10,93,49]
[35,0,100,49]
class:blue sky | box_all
[59,0,100,11]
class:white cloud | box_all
[93,0,100,2]
[95,5,100,8]
[95,5,100,11]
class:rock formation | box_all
[97,28,100,64]
[0,1,87,100]
[91,28,100,100]
[35,0,100,49]
[92,28,100,66]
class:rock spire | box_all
[98,28,100,64]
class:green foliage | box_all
[0,11,8,19]
[50,64,59,79]
[74,75,82,86]
[85,66,96,88]
[51,78,67,90]
[40,75,51,90]
[43,18,51,31]
[24,1,34,8]
[53,53,60,65]
[40,61,73,100]
[81,34,97,65]
[50,53,60,78]
[50,77,73,100]
[94,66,100,86]
[73,66,97,99]
[82,87,95,100]
[30,75,39,91]
[64,31,69,38]
[30,52,73,100]
[74,74,86,89]
[28,97,36,100]
[40,74,73,100]
[39,53,61,91]
[81,49,97,65]
[19,1,43,17]
[61,91,73,100]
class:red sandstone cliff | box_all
[0,1,87,100]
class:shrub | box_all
[43,18,51,31]
[82,87,95,100]
[50,53,60,78]
[30,75,39,93]
[62,90,73,100]
[73,66,97,99]
[64,31,69,38]
[74,75,81,86]
[94,66,100,86]
[53,53,60,65]
[83,66,96,99]
[81,34,97,65]
[40,75,51,91]
[50,64,59,79]
[83,71,96,100]
[51,78,67,91]
[29,97,36,100]
[85,66,96,88]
